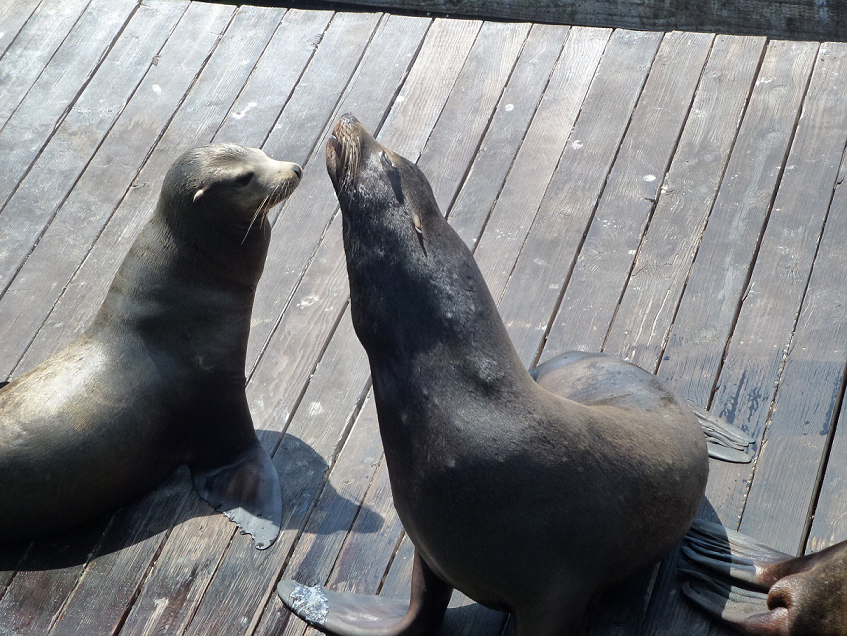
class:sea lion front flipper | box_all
[278,549,453,636]
[191,442,282,550]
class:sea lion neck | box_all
[90,211,259,375]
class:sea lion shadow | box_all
[0,433,383,571]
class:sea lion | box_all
[682,519,847,636]
[0,143,301,549]
[276,114,713,635]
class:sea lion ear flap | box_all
[412,212,426,256]
[193,189,204,203]
[191,442,282,550]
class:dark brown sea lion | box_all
[276,114,715,635]
[682,519,847,636]
[0,144,301,549]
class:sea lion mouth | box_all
[327,114,364,193]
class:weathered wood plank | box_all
[659,39,818,409]
[495,29,664,366]
[0,0,247,382]
[13,7,332,374]
[604,35,767,371]
[541,30,714,359]
[416,20,532,209]
[470,26,609,292]
[0,0,43,59]
[739,42,847,553]
[0,0,138,212]
[702,43,847,536]
[0,0,188,371]
[287,0,847,41]
[634,39,818,636]
[0,0,92,128]
[447,22,570,243]
[240,10,388,368]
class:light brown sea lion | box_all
[0,144,301,549]
[276,114,716,635]
[682,519,847,636]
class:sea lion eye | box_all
[380,151,393,169]
[234,172,254,186]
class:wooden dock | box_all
[1,1,847,634]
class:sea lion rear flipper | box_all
[278,549,452,636]
[683,519,792,586]
[191,442,282,550]
[681,575,789,634]
[688,403,755,464]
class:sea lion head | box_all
[326,114,439,256]
[325,114,526,388]
[161,143,302,241]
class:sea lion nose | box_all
[292,164,302,179]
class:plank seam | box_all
[653,37,770,374]
[493,28,613,307]
[0,0,190,314]
[733,47,844,536]
[529,30,665,369]
[440,25,533,216]
[0,0,44,60]
[453,26,571,245]
[702,41,819,414]
[0,0,97,140]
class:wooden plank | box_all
[0,521,107,635]
[700,42,847,533]
[658,40,819,408]
[0,3,238,632]
[0,0,258,382]
[0,0,92,128]
[0,0,48,60]
[632,39,818,636]
[0,0,138,213]
[416,20,532,210]
[240,10,388,368]
[0,0,188,357]
[273,399,385,636]
[13,7,332,374]
[470,26,610,294]
[286,0,847,41]
[45,470,195,636]
[214,8,334,149]
[603,35,767,372]
[494,29,664,366]
[739,48,847,552]
[541,31,714,359]
[447,22,570,243]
